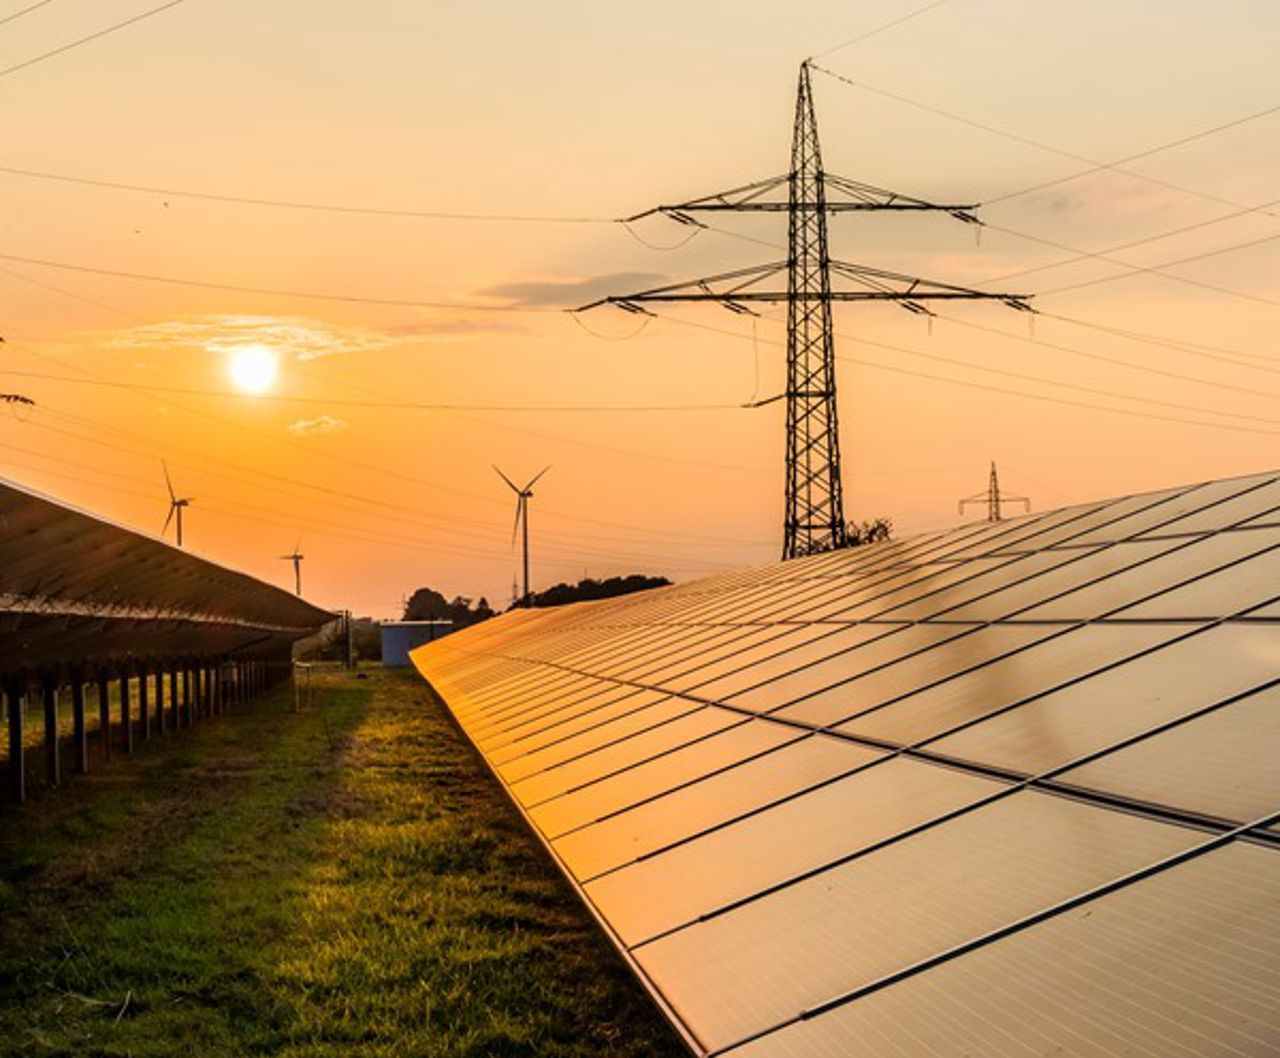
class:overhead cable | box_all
[0,0,187,81]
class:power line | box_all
[981,196,1280,286]
[810,63,1280,219]
[0,1,54,28]
[674,218,1280,394]
[0,367,749,412]
[0,250,563,311]
[812,0,954,60]
[1041,312,1280,367]
[0,438,739,573]
[0,0,187,81]
[0,163,613,223]
[931,310,1280,406]
[649,310,1280,438]
[0,254,770,480]
[4,329,775,548]
[1034,230,1280,304]
[13,411,749,569]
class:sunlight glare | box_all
[227,344,279,395]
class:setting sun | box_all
[226,344,279,395]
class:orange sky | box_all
[2,0,1279,617]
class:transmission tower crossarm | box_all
[577,258,1033,314]
[624,173,982,223]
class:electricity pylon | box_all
[959,461,1030,522]
[494,465,550,607]
[579,61,1032,559]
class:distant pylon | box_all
[579,61,1033,560]
[959,462,1030,522]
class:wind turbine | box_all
[280,536,304,596]
[162,461,194,547]
[494,465,550,607]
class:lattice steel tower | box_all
[785,63,844,554]
[959,461,1030,522]
[580,62,1033,559]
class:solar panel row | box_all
[412,471,1280,1057]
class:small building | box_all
[380,621,453,667]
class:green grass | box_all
[0,667,686,1058]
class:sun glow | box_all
[227,344,279,395]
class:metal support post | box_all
[119,673,133,754]
[43,679,60,785]
[72,679,88,774]
[7,683,24,803]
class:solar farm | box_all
[413,471,1280,1058]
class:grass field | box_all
[0,666,686,1058]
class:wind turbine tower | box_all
[494,465,550,607]
[280,538,305,596]
[162,461,194,548]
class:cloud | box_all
[383,317,531,343]
[476,272,667,307]
[288,415,347,436]
[1022,174,1183,216]
[107,315,398,361]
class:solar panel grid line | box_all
[481,683,669,751]
[440,534,1269,747]
[986,473,1280,552]
[1128,497,1280,540]
[634,792,1208,1049]
[1054,685,1280,830]
[708,809,1280,1057]
[514,712,764,810]
[838,862,1265,1058]
[499,696,717,783]
[481,679,676,747]
[545,727,819,841]
[596,668,1280,944]
[729,844,1280,1058]
[512,707,753,809]
[842,623,1196,745]
[448,544,1269,818]
[1011,528,1280,622]
[745,626,1059,725]
[529,722,806,838]
[489,686,676,760]
[917,538,1188,622]
[471,621,839,736]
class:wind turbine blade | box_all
[162,459,176,502]
[163,504,175,535]
[492,465,520,493]
[525,464,552,491]
[511,498,522,548]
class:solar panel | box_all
[411,471,1280,1057]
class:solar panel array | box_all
[0,476,333,673]
[411,471,1280,1058]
